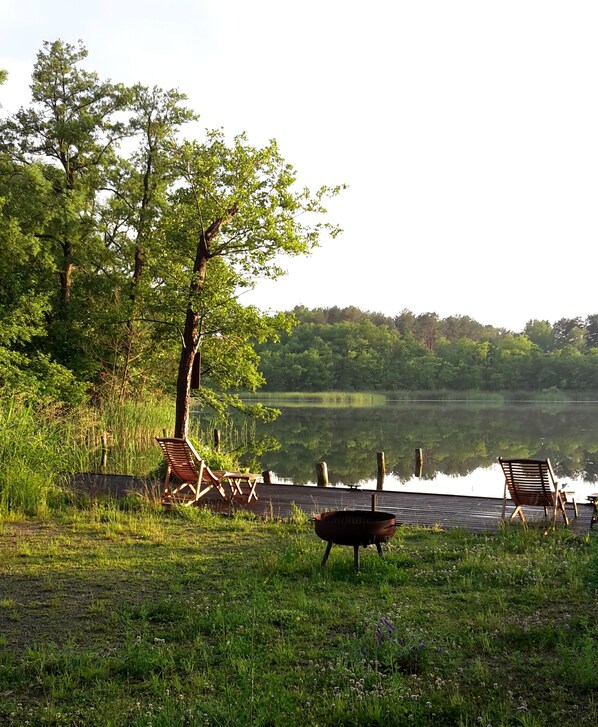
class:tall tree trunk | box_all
[174,308,200,438]
[173,204,238,439]
[174,251,209,438]
[59,240,74,304]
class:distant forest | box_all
[256,306,598,392]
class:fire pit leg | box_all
[321,541,333,566]
[354,544,360,572]
[376,542,383,558]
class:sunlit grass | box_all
[241,391,390,407]
[0,510,595,726]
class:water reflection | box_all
[251,402,598,499]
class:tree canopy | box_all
[1,41,596,425]
[0,40,343,431]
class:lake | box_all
[243,399,598,501]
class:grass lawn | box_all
[0,503,596,726]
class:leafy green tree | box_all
[394,309,416,338]
[545,345,584,390]
[553,317,586,351]
[436,339,490,389]
[1,42,344,430]
[93,84,195,401]
[414,312,440,350]
[0,40,129,376]
[584,314,598,349]
[156,132,343,436]
[524,319,554,352]
[0,162,85,405]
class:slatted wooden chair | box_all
[156,437,259,506]
[498,457,576,528]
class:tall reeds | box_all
[0,395,256,513]
[0,398,90,515]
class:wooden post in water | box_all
[262,470,273,485]
[213,429,221,452]
[415,448,424,477]
[316,462,329,487]
[100,431,109,470]
[377,451,385,490]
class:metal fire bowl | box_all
[314,510,397,547]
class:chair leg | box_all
[321,541,333,566]
[568,496,578,518]
[162,469,172,504]
[206,482,227,500]
[246,479,258,502]
[556,495,569,526]
[510,506,525,524]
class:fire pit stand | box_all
[314,509,398,572]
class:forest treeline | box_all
[257,306,598,392]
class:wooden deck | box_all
[71,474,595,534]
[199,483,594,534]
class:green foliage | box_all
[257,307,598,393]
[187,436,238,471]
[0,40,343,429]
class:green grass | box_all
[240,391,390,407]
[0,508,596,726]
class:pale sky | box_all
[1,0,597,332]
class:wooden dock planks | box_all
[198,483,595,535]
[70,474,594,534]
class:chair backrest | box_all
[156,437,202,482]
[498,458,558,507]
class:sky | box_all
[1,0,597,332]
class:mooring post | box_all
[415,448,424,477]
[377,451,385,490]
[262,470,273,485]
[316,461,329,487]
[100,431,108,470]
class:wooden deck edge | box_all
[68,474,595,534]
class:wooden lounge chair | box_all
[498,457,576,528]
[156,437,260,506]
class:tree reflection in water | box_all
[250,402,598,498]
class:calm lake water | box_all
[246,400,598,501]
